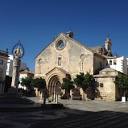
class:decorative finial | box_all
[12,40,25,58]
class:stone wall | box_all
[94,68,118,101]
[35,33,94,78]
[93,54,107,75]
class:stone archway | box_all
[48,75,61,102]
[45,67,69,102]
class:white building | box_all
[6,55,13,77]
[19,70,34,90]
[107,56,127,74]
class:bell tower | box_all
[104,35,112,56]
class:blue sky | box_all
[0,0,128,70]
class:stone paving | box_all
[58,99,128,112]
[0,97,128,128]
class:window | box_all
[113,60,116,65]
[58,57,61,66]
[38,59,42,64]
[37,59,42,74]
[100,83,103,87]
[80,61,84,72]
[56,40,65,50]
[109,60,112,65]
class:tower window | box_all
[109,60,112,65]
[58,57,61,66]
[113,60,116,65]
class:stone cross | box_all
[11,42,24,92]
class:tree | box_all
[20,77,35,96]
[32,77,48,104]
[74,73,85,89]
[84,73,95,90]
[115,74,128,97]
[74,72,95,99]
[21,77,33,90]
[32,77,46,91]
[61,74,74,99]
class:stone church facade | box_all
[35,32,119,101]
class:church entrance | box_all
[48,75,61,102]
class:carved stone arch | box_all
[45,67,68,99]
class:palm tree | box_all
[61,74,74,99]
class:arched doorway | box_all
[48,75,61,102]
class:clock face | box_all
[56,40,65,50]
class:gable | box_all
[35,32,95,60]
[45,67,68,76]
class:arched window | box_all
[80,54,85,72]
[113,60,116,65]
[37,59,42,74]
[109,60,112,65]
[58,57,61,66]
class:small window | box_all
[100,83,103,87]
[58,57,61,66]
[38,59,42,64]
[113,60,116,65]
[109,60,112,65]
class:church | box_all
[35,32,120,101]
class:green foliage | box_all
[115,73,128,96]
[74,72,95,91]
[32,77,46,91]
[21,77,46,91]
[115,74,128,89]
[61,74,74,93]
[21,77,33,90]
[74,73,85,88]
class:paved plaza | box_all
[0,97,128,128]
[59,99,128,112]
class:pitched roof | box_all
[35,32,106,59]
[35,33,64,58]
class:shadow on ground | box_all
[30,108,128,128]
